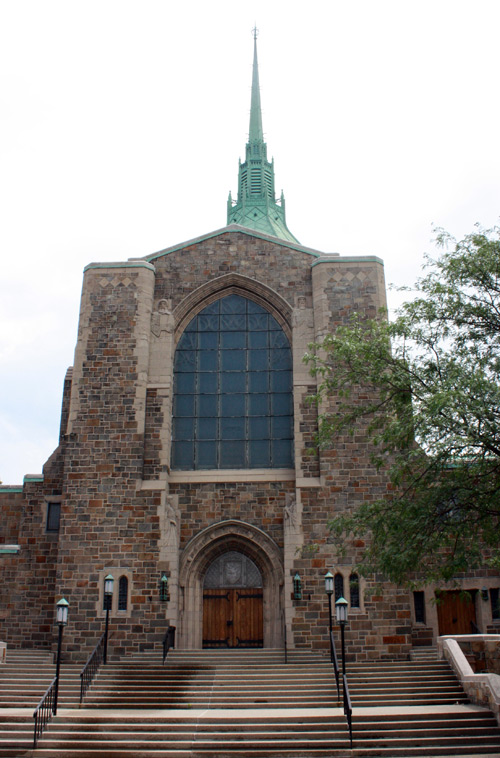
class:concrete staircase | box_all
[409,647,439,662]
[80,649,468,709]
[1,648,500,756]
[0,649,82,708]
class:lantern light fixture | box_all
[293,572,302,601]
[160,574,169,602]
[324,571,334,597]
[335,595,348,625]
[56,597,69,626]
[104,574,114,597]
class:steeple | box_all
[227,30,299,244]
[249,31,264,144]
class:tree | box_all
[304,225,500,586]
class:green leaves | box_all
[305,225,500,585]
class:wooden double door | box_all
[203,588,263,648]
[436,590,477,635]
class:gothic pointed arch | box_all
[178,520,284,648]
[173,272,292,341]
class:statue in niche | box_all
[151,299,174,338]
[292,295,313,340]
[164,496,179,551]
[284,492,298,530]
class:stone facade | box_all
[1,226,499,662]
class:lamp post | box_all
[324,571,334,638]
[53,598,69,714]
[103,574,114,664]
[335,595,348,677]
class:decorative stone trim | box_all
[0,545,20,554]
[96,568,133,619]
[178,520,284,649]
[173,273,293,342]
[311,255,384,267]
[168,469,295,484]
[23,474,43,483]
[83,261,156,273]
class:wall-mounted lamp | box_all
[160,573,169,602]
[481,587,489,602]
[293,572,302,601]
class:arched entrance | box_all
[203,551,263,648]
[178,520,284,649]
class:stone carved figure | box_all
[284,492,298,530]
[292,296,314,338]
[151,299,174,338]
[225,560,242,585]
[165,496,179,551]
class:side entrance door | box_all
[202,550,264,648]
[436,590,477,635]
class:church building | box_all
[1,35,498,661]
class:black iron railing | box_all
[329,630,340,700]
[80,632,105,704]
[283,612,288,665]
[343,673,353,749]
[33,677,57,748]
[162,625,176,664]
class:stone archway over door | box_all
[178,520,284,649]
[203,551,263,648]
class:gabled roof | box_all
[136,225,326,263]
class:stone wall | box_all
[0,488,23,544]
[5,230,497,660]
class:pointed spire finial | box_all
[227,32,299,244]
[249,26,263,144]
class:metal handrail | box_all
[282,611,288,664]
[33,676,57,748]
[342,673,353,749]
[79,632,105,703]
[162,625,176,664]
[329,630,340,700]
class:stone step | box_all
[2,649,498,757]
[7,718,500,757]
[2,708,500,758]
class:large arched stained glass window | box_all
[172,294,293,470]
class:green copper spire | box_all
[249,31,264,144]
[227,29,299,243]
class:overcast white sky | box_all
[1,0,499,484]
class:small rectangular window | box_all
[349,574,360,608]
[46,502,61,532]
[491,588,500,621]
[414,591,426,623]
[118,576,128,611]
